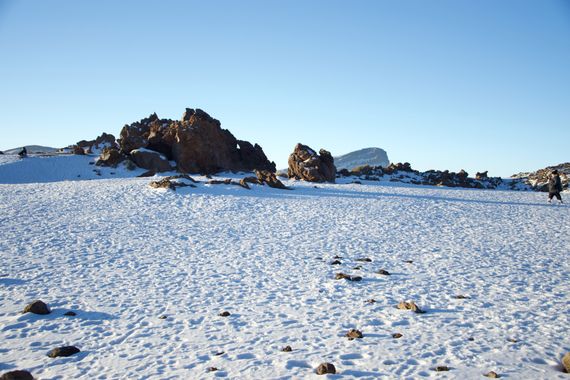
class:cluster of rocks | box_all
[2,300,82,379]
[338,163,505,189]
[511,162,569,192]
[74,132,118,155]
[94,108,276,175]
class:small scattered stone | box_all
[0,370,34,380]
[63,311,77,316]
[206,367,218,372]
[453,295,470,299]
[219,311,231,317]
[47,346,80,358]
[468,337,475,341]
[281,346,292,352]
[507,338,518,343]
[397,301,425,314]
[404,260,413,264]
[365,299,376,304]
[353,266,362,270]
[158,315,167,320]
[335,273,362,281]
[333,255,342,259]
[330,260,342,265]
[562,352,570,373]
[433,366,450,372]
[356,258,372,262]
[345,329,363,340]
[23,300,51,315]
[316,362,336,375]
[377,269,391,275]
[392,333,403,339]
[214,351,225,356]
[484,371,500,378]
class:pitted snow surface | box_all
[1,177,569,379]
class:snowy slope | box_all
[0,154,146,184]
[1,166,569,379]
[335,148,390,170]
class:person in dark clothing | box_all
[547,170,563,204]
[18,147,27,158]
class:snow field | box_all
[1,176,569,379]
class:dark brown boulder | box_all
[562,352,570,373]
[47,346,80,358]
[287,143,336,183]
[0,370,34,380]
[130,149,172,173]
[345,329,363,340]
[316,363,336,375]
[397,301,425,314]
[23,300,50,315]
[96,147,124,167]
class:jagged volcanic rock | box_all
[118,108,275,174]
[287,143,336,183]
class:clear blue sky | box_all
[1,0,569,177]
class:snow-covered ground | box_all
[1,155,569,379]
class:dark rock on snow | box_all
[0,370,34,380]
[47,346,80,358]
[335,273,362,282]
[345,329,363,340]
[64,311,77,316]
[316,362,336,375]
[397,301,425,314]
[281,345,293,352]
[218,311,231,317]
[562,352,570,373]
[23,300,50,315]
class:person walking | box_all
[547,170,563,204]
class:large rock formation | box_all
[118,108,275,174]
[287,143,336,183]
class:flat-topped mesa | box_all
[288,143,336,183]
[116,108,275,174]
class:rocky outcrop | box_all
[512,163,570,192]
[76,133,118,154]
[118,108,275,174]
[130,149,172,173]
[338,162,505,190]
[287,143,336,183]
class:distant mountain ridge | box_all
[334,147,389,170]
